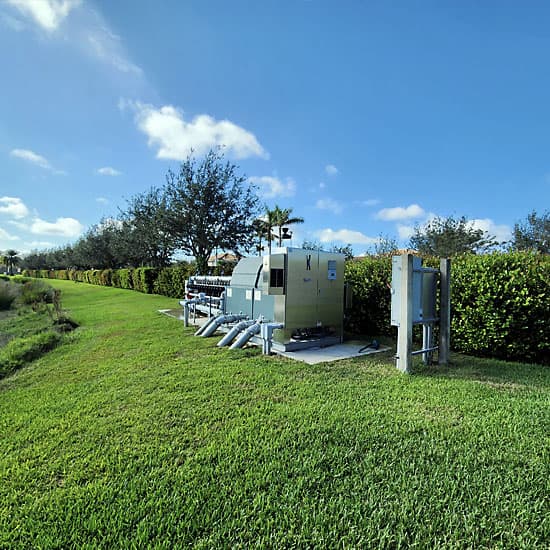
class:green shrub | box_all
[153,266,191,297]
[131,269,142,292]
[99,269,112,286]
[0,281,19,310]
[118,269,134,290]
[0,330,61,379]
[132,267,159,294]
[451,252,550,364]
[17,280,54,306]
[344,256,394,336]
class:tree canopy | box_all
[119,187,177,267]
[512,210,549,254]
[408,216,498,257]
[271,205,304,247]
[1,250,20,275]
[165,149,260,274]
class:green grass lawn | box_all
[1,280,548,548]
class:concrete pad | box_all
[275,340,392,365]
[159,309,392,364]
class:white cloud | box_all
[0,197,29,219]
[6,220,28,230]
[469,218,512,243]
[315,198,343,215]
[360,199,380,207]
[122,100,268,160]
[84,21,142,76]
[376,204,425,221]
[10,148,52,170]
[10,148,66,174]
[30,217,83,237]
[6,0,80,32]
[0,227,20,241]
[96,167,121,176]
[325,164,338,176]
[6,1,142,77]
[96,197,110,204]
[316,228,378,245]
[397,224,415,240]
[249,176,295,198]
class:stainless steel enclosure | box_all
[225,248,345,348]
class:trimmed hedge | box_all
[450,252,549,364]
[22,252,550,364]
[344,256,393,337]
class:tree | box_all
[271,205,304,247]
[165,149,260,274]
[251,218,270,256]
[370,234,399,256]
[2,249,20,275]
[258,207,279,254]
[120,187,177,267]
[408,216,498,256]
[72,219,126,269]
[512,210,549,254]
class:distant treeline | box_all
[23,251,549,365]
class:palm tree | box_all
[272,205,304,247]
[251,218,269,256]
[255,207,279,254]
[4,249,20,275]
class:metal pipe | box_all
[201,314,247,338]
[229,320,262,349]
[260,322,284,355]
[194,314,216,336]
[217,319,255,347]
[412,346,438,356]
[179,298,201,327]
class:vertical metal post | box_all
[184,302,189,327]
[422,323,431,365]
[439,258,451,365]
[422,323,434,365]
[396,254,413,373]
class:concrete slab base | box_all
[275,341,391,365]
[159,309,392,364]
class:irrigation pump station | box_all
[181,247,346,355]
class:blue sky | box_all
[1,0,549,256]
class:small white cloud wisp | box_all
[249,176,295,198]
[0,227,20,241]
[316,228,378,245]
[96,167,121,176]
[10,148,52,170]
[325,164,338,176]
[315,198,344,215]
[376,204,425,222]
[0,196,30,219]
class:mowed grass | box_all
[0,280,548,548]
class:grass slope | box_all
[0,280,548,548]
